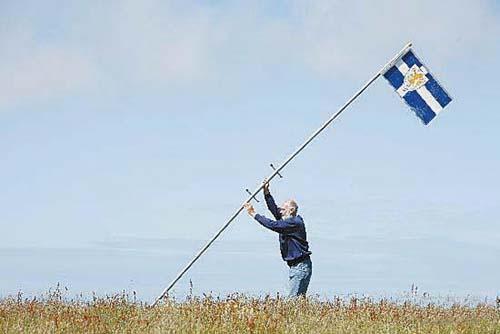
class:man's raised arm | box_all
[243,203,298,234]
[263,179,281,220]
[254,214,299,234]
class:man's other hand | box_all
[244,202,256,217]
[262,178,270,195]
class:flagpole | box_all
[151,42,412,307]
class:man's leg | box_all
[297,258,312,296]
[288,259,312,298]
[288,266,301,298]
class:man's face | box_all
[279,206,286,216]
[280,200,296,217]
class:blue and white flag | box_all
[383,49,452,125]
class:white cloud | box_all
[0,0,498,108]
[83,1,217,83]
[288,0,500,76]
[0,28,97,107]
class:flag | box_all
[383,48,452,125]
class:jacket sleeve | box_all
[265,193,282,220]
[254,214,299,234]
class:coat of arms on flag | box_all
[383,49,452,125]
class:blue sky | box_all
[1,0,499,301]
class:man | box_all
[244,180,312,297]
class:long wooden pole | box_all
[151,42,412,307]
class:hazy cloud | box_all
[0,27,97,107]
[1,0,498,107]
[289,0,500,76]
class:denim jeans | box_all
[288,257,312,298]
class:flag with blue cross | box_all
[383,48,452,125]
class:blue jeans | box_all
[288,257,312,298]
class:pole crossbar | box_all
[151,42,412,307]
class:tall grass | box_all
[1,287,499,333]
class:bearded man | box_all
[244,180,312,297]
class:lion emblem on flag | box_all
[400,64,429,94]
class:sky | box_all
[1,0,500,303]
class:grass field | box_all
[1,288,499,333]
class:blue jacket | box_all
[254,193,311,264]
